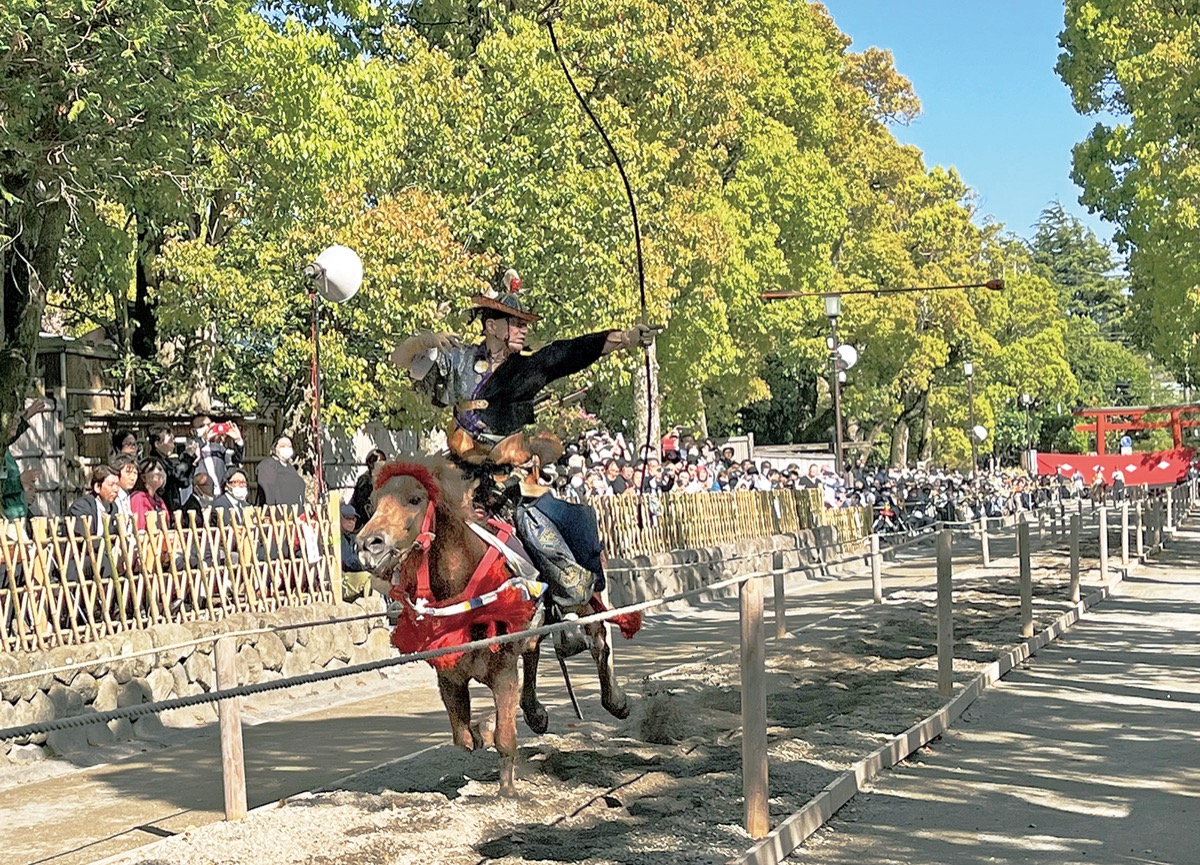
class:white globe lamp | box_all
[306,244,363,303]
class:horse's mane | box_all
[374,456,475,524]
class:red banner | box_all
[1035,449,1195,486]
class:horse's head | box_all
[357,458,471,573]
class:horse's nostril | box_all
[359,533,384,553]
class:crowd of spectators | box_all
[527,427,1183,537]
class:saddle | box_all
[448,427,564,472]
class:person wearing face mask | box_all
[563,467,587,504]
[255,435,306,507]
[210,469,251,524]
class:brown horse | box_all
[357,457,631,795]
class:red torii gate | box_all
[1073,404,1200,454]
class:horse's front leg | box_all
[520,637,550,734]
[487,654,522,797]
[587,620,630,720]
[437,672,477,751]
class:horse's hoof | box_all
[498,783,520,799]
[523,704,550,735]
[604,694,631,720]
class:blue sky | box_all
[821,1,1116,244]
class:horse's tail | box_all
[589,594,643,639]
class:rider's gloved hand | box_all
[418,332,460,352]
[391,332,460,369]
[622,323,661,350]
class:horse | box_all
[356,457,633,795]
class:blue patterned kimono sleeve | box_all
[409,345,467,409]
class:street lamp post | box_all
[965,361,978,477]
[825,294,844,476]
[1020,392,1033,451]
[303,245,363,504]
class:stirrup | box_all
[554,624,590,658]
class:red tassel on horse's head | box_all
[374,461,440,507]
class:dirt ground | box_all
[118,549,1100,865]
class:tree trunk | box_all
[633,343,661,460]
[889,391,927,468]
[131,215,161,407]
[1,198,68,457]
[889,418,910,468]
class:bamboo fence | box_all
[1,489,869,653]
[592,489,872,560]
[0,501,342,653]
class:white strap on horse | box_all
[409,574,548,620]
[468,521,541,581]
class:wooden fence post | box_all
[937,530,953,697]
[979,513,990,567]
[1099,506,1109,583]
[1018,519,1033,638]
[1136,501,1145,560]
[327,493,344,603]
[772,573,787,640]
[1166,488,1174,533]
[1069,513,1081,604]
[1120,502,1129,569]
[740,576,768,840]
[870,534,882,604]
[1038,508,1046,539]
[215,636,248,821]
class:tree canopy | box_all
[0,0,1160,470]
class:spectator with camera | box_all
[191,413,244,497]
[146,426,198,513]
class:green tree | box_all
[1,0,244,456]
[1057,0,1200,385]
[1029,201,1127,329]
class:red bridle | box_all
[374,462,442,600]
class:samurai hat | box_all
[470,268,540,324]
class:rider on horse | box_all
[390,269,657,652]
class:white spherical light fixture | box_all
[306,244,363,303]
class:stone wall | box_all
[0,594,395,764]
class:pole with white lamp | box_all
[824,294,845,476]
[302,244,363,504]
[965,361,978,476]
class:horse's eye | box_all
[409,496,422,506]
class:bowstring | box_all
[543,13,656,529]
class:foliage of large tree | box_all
[1058,0,1200,385]
[6,0,1156,475]
[1,0,243,456]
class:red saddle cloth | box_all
[390,556,539,670]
